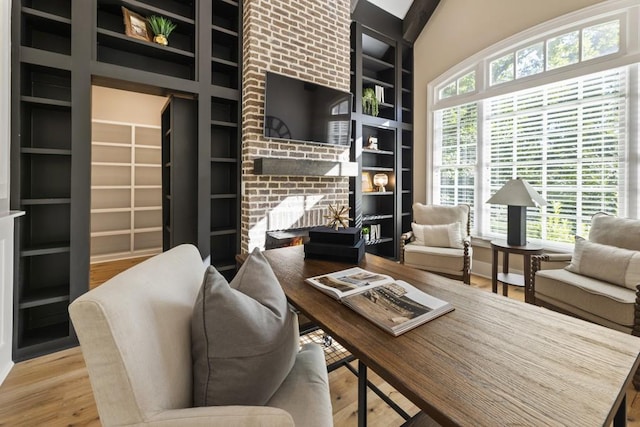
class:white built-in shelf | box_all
[90,119,163,263]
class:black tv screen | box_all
[263,72,352,146]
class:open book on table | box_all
[305,267,454,336]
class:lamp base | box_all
[507,205,527,246]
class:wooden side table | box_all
[491,240,543,303]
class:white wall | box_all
[0,0,16,384]
[92,86,167,125]
[412,0,607,203]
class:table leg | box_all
[358,360,367,427]
[492,247,498,293]
[502,252,509,297]
[614,393,626,427]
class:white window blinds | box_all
[486,68,627,242]
[434,103,477,221]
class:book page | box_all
[305,267,392,299]
[342,280,453,335]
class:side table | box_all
[491,240,543,303]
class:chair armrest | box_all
[145,406,295,426]
[530,253,572,299]
[538,253,572,262]
[400,231,413,264]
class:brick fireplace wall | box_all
[241,0,352,251]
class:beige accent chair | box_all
[531,213,640,388]
[69,244,333,427]
[400,203,472,284]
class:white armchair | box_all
[69,244,333,427]
[401,203,472,284]
[531,213,640,388]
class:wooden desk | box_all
[491,240,543,303]
[262,245,640,427]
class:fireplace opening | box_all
[265,227,312,250]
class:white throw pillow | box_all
[566,236,640,290]
[411,222,463,249]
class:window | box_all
[486,69,626,242]
[430,1,638,248]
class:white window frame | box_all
[427,0,640,249]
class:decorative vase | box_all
[154,34,168,46]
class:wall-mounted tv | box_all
[263,72,352,146]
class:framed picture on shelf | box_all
[362,172,374,192]
[122,7,152,42]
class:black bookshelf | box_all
[349,15,414,260]
[209,0,241,280]
[11,0,243,360]
[161,96,198,250]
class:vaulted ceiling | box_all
[350,0,441,44]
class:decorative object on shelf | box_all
[324,204,353,230]
[362,88,379,116]
[373,173,388,192]
[374,85,385,103]
[362,226,370,242]
[362,172,373,192]
[122,7,152,42]
[486,177,547,246]
[366,136,378,150]
[147,15,177,46]
[370,224,381,241]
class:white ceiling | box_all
[366,0,414,19]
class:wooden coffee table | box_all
[261,245,640,426]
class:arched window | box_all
[428,0,639,248]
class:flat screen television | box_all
[263,72,352,146]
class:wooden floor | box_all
[1,259,639,426]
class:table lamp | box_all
[486,177,547,246]
[373,173,388,192]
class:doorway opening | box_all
[89,85,167,287]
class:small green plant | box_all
[147,15,177,45]
[362,87,379,116]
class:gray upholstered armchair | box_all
[531,212,640,388]
[400,203,472,284]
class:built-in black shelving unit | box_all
[11,0,76,360]
[161,96,198,250]
[96,0,197,80]
[401,45,413,236]
[210,0,241,280]
[11,0,243,360]
[349,18,413,260]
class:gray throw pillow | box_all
[192,248,299,406]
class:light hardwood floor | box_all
[1,259,639,426]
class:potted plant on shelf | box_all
[362,226,370,242]
[362,87,379,116]
[147,15,177,46]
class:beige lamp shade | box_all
[486,178,547,207]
